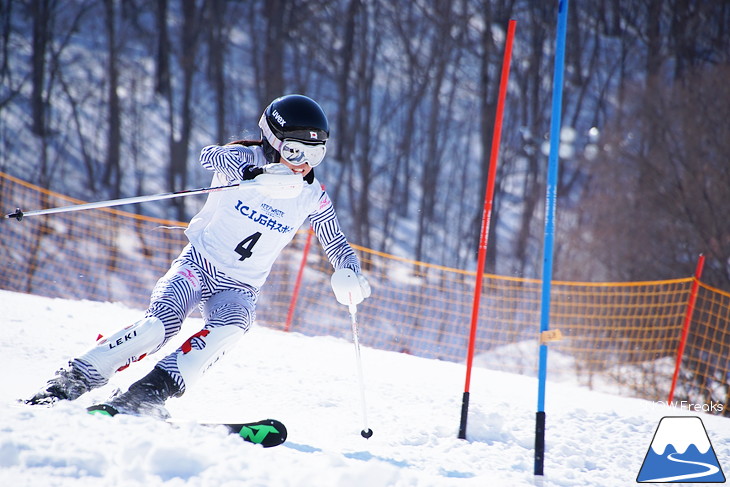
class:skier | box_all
[27,94,371,418]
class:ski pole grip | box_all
[331,268,364,306]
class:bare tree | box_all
[347,0,378,249]
[102,0,122,198]
[0,0,16,109]
[154,0,171,96]
[30,0,52,138]
[256,0,286,108]
[562,65,730,287]
[414,1,466,267]
[334,0,360,163]
[204,0,228,143]
[166,0,207,220]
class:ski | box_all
[87,404,287,448]
[207,419,287,448]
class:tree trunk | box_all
[103,0,122,198]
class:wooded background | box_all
[2,0,729,289]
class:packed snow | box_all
[1,290,728,486]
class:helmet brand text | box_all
[271,109,286,127]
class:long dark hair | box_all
[225,139,261,146]
[226,138,280,164]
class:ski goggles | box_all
[279,139,327,167]
[259,114,327,167]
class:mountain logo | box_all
[637,416,725,483]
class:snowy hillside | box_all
[1,290,728,486]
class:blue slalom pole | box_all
[535,0,570,477]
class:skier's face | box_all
[280,156,313,178]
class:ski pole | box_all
[4,183,239,221]
[348,302,374,439]
[331,268,373,439]
[4,176,302,221]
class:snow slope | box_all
[1,290,728,486]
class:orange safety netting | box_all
[1,172,727,413]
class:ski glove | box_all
[331,268,371,306]
[242,162,288,181]
[242,165,264,180]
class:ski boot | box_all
[26,365,91,406]
[88,367,180,420]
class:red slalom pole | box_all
[284,185,324,332]
[284,228,314,332]
[459,19,516,440]
[667,253,705,402]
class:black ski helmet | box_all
[259,94,329,163]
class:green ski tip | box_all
[86,404,119,417]
[88,409,114,417]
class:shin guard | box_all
[165,325,245,393]
[76,317,166,381]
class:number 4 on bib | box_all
[235,232,261,261]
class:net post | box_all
[667,253,705,402]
